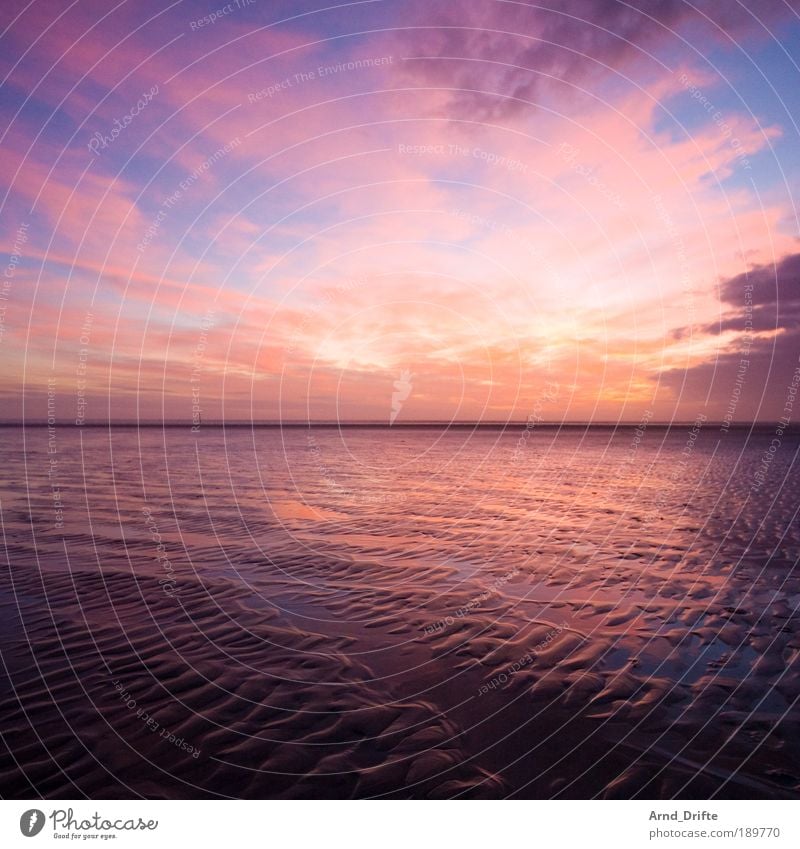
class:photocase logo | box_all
[19,809,45,837]
[390,369,413,425]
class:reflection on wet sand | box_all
[1,426,798,798]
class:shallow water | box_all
[1,425,799,798]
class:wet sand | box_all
[1,426,798,798]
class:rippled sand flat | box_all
[1,425,798,798]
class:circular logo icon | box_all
[19,810,45,837]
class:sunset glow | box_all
[4,1,800,816]
[2,0,799,423]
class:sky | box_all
[1,0,799,424]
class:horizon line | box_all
[0,419,794,429]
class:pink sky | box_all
[1,0,799,423]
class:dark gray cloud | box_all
[720,251,800,306]
[661,251,800,421]
[701,251,800,335]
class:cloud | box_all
[660,250,800,421]
[721,249,800,306]
[395,0,800,121]
[3,0,799,422]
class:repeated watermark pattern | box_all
[750,357,800,494]
[189,0,256,31]
[137,137,241,252]
[399,142,528,173]
[306,431,407,505]
[449,207,560,285]
[190,309,215,432]
[75,311,93,426]
[141,506,180,598]
[557,143,625,209]
[285,276,370,356]
[87,85,159,155]
[644,413,707,522]
[678,73,752,170]
[46,378,63,530]
[421,568,520,637]
[721,283,753,433]
[247,56,393,102]
[511,380,560,464]
[478,621,567,695]
[652,193,696,328]
[3,0,800,812]
[113,679,200,758]
[0,221,28,345]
